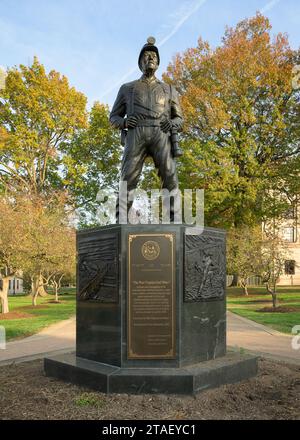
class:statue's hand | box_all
[126,116,138,128]
[160,118,172,133]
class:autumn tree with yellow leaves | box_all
[0,58,120,310]
[164,13,300,229]
[0,57,121,223]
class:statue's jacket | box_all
[109,76,183,131]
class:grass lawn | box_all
[227,286,300,334]
[0,287,76,341]
[2,285,299,340]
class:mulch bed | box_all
[16,305,49,311]
[0,312,34,320]
[257,306,300,313]
[46,300,65,304]
[0,305,50,321]
[0,358,299,420]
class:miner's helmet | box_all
[138,37,160,71]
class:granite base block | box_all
[44,352,258,395]
[75,225,227,368]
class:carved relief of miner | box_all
[109,37,183,222]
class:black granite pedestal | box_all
[44,224,258,394]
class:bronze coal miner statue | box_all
[110,37,183,222]
[44,37,258,396]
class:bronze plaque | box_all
[128,233,176,359]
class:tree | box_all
[260,223,290,308]
[43,221,76,302]
[0,193,76,308]
[18,194,75,306]
[164,13,300,228]
[0,58,121,224]
[67,102,121,226]
[227,222,290,303]
[227,226,262,295]
[0,198,25,313]
[0,57,87,196]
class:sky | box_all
[0,0,300,108]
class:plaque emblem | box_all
[141,240,160,261]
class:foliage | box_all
[260,223,290,307]
[0,57,87,196]
[0,195,26,312]
[0,58,121,225]
[227,222,290,302]
[0,193,76,307]
[0,198,26,273]
[164,13,300,228]
[0,57,122,311]
[227,225,263,294]
[67,102,121,226]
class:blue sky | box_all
[1,0,300,108]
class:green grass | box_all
[227,286,300,334]
[74,392,105,408]
[3,284,299,340]
[0,287,76,341]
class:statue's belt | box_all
[131,119,163,128]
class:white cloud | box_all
[260,0,281,14]
[157,0,208,47]
[101,0,208,100]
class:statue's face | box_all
[141,50,158,74]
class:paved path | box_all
[0,313,299,365]
[0,317,76,366]
[227,311,300,365]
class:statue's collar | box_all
[140,74,159,84]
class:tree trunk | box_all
[0,277,10,314]
[38,286,48,297]
[272,281,278,308]
[32,282,38,306]
[31,278,34,295]
[31,274,43,306]
[240,280,249,296]
[266,282,277,308]
[32,293,38,307]
[52,274,64,302]
[229,273,239,287]
[37,274,48,297]
[271,292,277,308]
[54,281,59,302]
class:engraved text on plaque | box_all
[128,233,176,359]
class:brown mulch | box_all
[247,299,274,304]
[0,358,299,420]
[257,306,300,313]
[16,305,49,310]
[46,300,64,304]
[0,305,50,320]
[233,295,264,298]
[0,312,34,320]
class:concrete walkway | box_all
[0,317,76,366]
[0,312,299,365]
[227,311,300,365]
